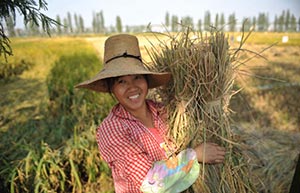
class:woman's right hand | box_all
[194,142,226,164]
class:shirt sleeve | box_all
[96,118,153,188]
[140,148,200,193]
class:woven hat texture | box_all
[75,34,171,92]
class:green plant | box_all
[0,59,34,80]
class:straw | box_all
[145,27,257,193]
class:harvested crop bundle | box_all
[145,28,257,192]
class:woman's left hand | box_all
[194,142,226,164]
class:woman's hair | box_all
[106,77,117,94]
[105,75,149,94]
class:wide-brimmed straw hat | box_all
[75,34,171,92]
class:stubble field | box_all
[0,32,299,192]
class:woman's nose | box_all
[126,79,139,90]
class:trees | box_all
[67,12,73,34]
[56,15,62,35]
[5,15,16,37]
[220,13,225,29]
[181,16,194,29]
[204,11,211,31]
[1,2,299,46]
[116,16,122,33]
[165,12,170,28]
[92,11,105,34]
[79,15,84,33]
[273,10,298,32]
[242,17,252,32]
[285,10,290,32]
[228,13,236,32]
[257,13,269,31]
[0,0,58,59]
[214,13,219,30]
[171,15,179,32]
[290,15,297,32]
[74,13,79,34]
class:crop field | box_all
[0,32,299,192]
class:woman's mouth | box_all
[128,94,140,100]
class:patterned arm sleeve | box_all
[140,149,200,193]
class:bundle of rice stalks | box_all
[145,27,257,192]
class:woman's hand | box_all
[194,142,226,164]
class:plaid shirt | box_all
[96,100,168,193]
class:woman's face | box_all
[112,74,148,114]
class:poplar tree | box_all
[63,18,68,34]
[171,15,179,32]
[204,11,211,31]
[257,13,268,31]
[278,13,284,32]
[99,11,105,33]
[79,15,84,33]
[285,10,290,31]
[214,13,219,29]
[56,15,62,35]
[220,13,225,30]
[274,15,278,32]
[181,16,193,29]
[165,12,170,27]
[92,11,105,33]
[252,16,257,31]
[74,13,79,33]
[5,15,16,37]
[290,15,297,32]
[241,18,250,32]
[67,12,73,34]
[92,12,97,33]
[228,13,236,32]
[26,19,40,36]
[116,16,122,33]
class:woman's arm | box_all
[141,143,226,193]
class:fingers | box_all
[205,142,226,164]
[213,159,224,164]
[194,142,227,164]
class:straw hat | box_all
[75,34,171,92]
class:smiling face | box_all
[111,74,149,115]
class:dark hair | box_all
[106,77,117,94]
[105,74,149,94]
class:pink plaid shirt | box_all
[96,100,168,193]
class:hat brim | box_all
[75,57,171,92]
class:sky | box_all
[16,0,300,28]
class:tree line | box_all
[4,9,300,37]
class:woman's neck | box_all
[130,104,154,128]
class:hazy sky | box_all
[17,0,300,28]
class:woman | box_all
[76,34,225,193]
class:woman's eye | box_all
[117,79,126,84]
[135,75,143,80]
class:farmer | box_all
[75,34,226,193]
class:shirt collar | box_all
[112,99,159,121]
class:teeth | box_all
[129,94,139,99]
